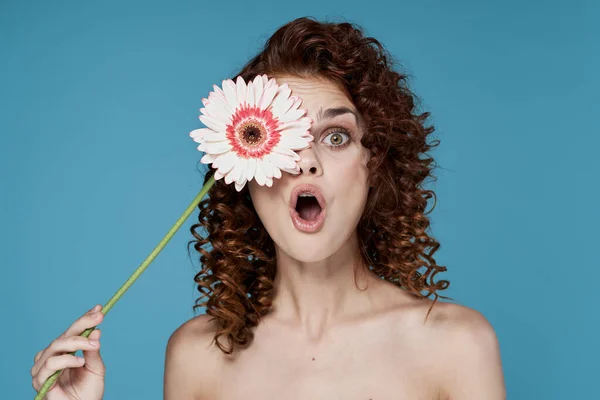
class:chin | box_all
[286,246,331,263]
[273,228,348,263]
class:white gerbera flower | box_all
[189,74,313,191]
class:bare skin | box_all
[164,76,506,399]
[165,274,505,400]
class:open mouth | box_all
[289,184,326,233]
[295,194,322,221]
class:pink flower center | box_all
[226,104,281,158]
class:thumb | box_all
[82,329,105,376]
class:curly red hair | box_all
[188,16,449,354]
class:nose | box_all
[296,145,323,176]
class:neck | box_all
[270,232,379,339]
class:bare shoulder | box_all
[418,300,506,399]
[168,313,219,344]
[421,301,502,363]
[423,300,497,338]
[164,314,222,400]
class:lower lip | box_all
[289,207,326,233]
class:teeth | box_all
[299,193,314,197]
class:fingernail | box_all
[89,340,99,346]
[78,357,85,363]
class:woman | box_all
[31,17,506,399]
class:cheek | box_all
[336,154,370,188]
[330,157,370,216]
[248,180,285,228]
[248,182,267,219]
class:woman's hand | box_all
[31,304,106,400]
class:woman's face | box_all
[248,75,371,262]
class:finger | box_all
[32,354,85,392]
[82,329,105,376]
[84,304,101,314]
[61,306,104,339]
[57,304,101,338]
[87,328,101,342]
[31,305,102,377]
[31,335,100,377]
[34,350,43,363]
[31,349,46,378]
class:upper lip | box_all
[290,183,327,211]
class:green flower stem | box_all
[35,175,215,400]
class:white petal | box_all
[246,83,255,107]
[245,158,257,181]
[259,81,278,110]
[278,108,306,124]
[199,114,226,132]
[273,167,282,179]
[224,157,244,184]
[262,75,269,86]
[252,75,264,105]
[266,77,277,89]
[229,158,248,182]
[280,127,312,140]
[270,85,293,116]
[201,98,209,106]
[208,91,233,116]
[212,84,226,102]
[199,141,232,154]
[222,79,238,110]
[281,166,301,175]
[265,176,273,187]
[201,133,228,142]
[277,120,311,134]
[214,169,224,180]
[266,152,297,170]
[235,76,247,105]
[200,153,216,164]
[203,101,232,124]
[224,172,234,185]
[254,160,267,185]
[191,126,227,142]
[234,176,247,192]
[271,146,301,161]
[189,128,212,143]
[289,96,302,111]
[279,135,312,150]
[261,158,275,178]
[213,152,237,174]
[275,83,290,95]
[234,158,247,183]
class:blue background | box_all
[1,0,597,398]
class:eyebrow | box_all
[316,106,360,125]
